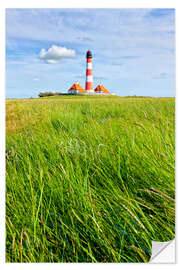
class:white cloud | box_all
[152,72,168,80]
[39,45,75,64]
[33,78,40,81]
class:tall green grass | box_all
[6,97,175,262]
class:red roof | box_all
[94,84,110,94]
[68,83,86,93]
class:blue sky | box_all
[6,8,175,98]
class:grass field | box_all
[6,96,175,262]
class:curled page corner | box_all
[149,239,175,263]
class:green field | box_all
[6,96,175,262]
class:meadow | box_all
[6,96,175,262]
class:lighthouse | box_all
[67,50,112,95]
[85,50,94,93]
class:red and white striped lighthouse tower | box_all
[85,50,94,93]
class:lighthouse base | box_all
[86,90,95,94]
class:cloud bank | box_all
[39,45,75,64]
